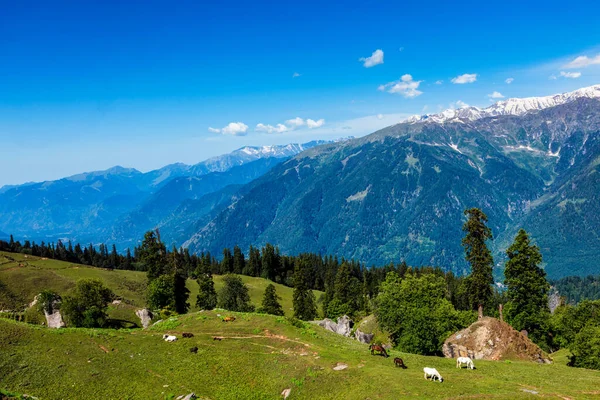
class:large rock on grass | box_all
[443,317,551,363]
[136,308,153,329]
[316,315,353,336]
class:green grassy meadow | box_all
[2,312,600,399]
[2,251,600,399]
[0,251,322,324]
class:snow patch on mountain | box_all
[407,84,600,124]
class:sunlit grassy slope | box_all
[0,251,322,323]
[2,312,600,400]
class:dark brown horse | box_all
[394,357,407,369]
[369,344,389,358]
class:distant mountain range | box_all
[2,86,600,279]
[0,140,331,248]
[183,85,600,278]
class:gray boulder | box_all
[354,329,374,344]
[136,308,153,329]
[316,315,353,337]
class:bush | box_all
[375,272,475,355]
[61,279,114,328]
[147,275,176,311]
[569,325,600,370]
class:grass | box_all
[2,251,600,399]
[2,312,600,399]
[0,251,323,325]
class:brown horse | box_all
[394,357,407,369]
[223,316,236,322]
[369,344,389,358]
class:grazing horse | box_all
[369,344,389,358]
[189,346,198,354]
[213,336,222,341]
[223,316,236,322]
[394,357,407,369]
[182,332,194,338]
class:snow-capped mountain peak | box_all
[407,84,600,124]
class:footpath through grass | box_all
[2,312,600,400]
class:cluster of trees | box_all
[38,279,115,328]
[551,275,600,304]
[3,207,600,369]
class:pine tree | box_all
[233,245,245,274]
[261,243,278,281]
[504,229,550,346]
[169,246,190,314]
[218,274,255,312]
[462,208,494,312]
[293,258,317,320]
[196,269,218,310]
[221,248,233,274]
[258,283,284,316]
[139,231,167,281]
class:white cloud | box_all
[376,114,384,120]
[219,122,249,136]
[359,49,384,68]
[255,123,289,134]
[285,117,305,128]
[559,71,582,79]
[378,74,423,98]
[208,127,221,133]
[435,80,443,85]
[292,72,301,78]
[505,77,514,84]
[307,119,325,129]
[564,54,600,69]
[451,73,477,84]
[450,100,469,109]
[487,91,504,99]
[549,74,557,80]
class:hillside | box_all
[0,251,322,323]
[2,312,600,399]
[185,89,600,278]
[0,141,327,247]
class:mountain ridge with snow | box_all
[406,84,600,124]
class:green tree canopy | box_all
[218,275,255,312]
[462,208,494,311]
[293,258,317,321]
[61,279,114,328]
[147,274,176,311]
[139,231,167,281]
[196,271,218,310]
[258,283,284,316]
[504,229,550,347]
[375,272,475,355]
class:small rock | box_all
[281,388,291,399]
[521,389,538,395]
[333,362,348,371]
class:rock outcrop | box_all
[443,317,551,363]
[136,308,153,329]
[31,293,65,328]
[354,329,374,344]
[316,315,353,337]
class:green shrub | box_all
[61,279,114,328]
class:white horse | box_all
[423,367,443,382]
[456,356,475,369]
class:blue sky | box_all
[1,0,600,186]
